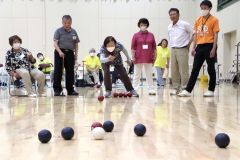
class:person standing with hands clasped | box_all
[178,0,220,97]
[131,18,157,95]
[53,15,80,96]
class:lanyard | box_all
[142,32,149,44]
[201,15,211,31]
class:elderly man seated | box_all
[84,48,101,87]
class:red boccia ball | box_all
[113,92,119,98]
[118,93,124,97]
[127,92,132,97]
[91,122,103,130]
[98,96,104,102]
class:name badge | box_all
[110,66,114,72]
[72,35,77,40]
[142,44,148,50]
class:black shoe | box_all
[54,92,65,96]
[68,91,79,96]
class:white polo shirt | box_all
[168,20,194,48]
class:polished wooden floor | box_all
[0,82,240,160]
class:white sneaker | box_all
[148,89,156,95]
[28,93,37,97]
[203,90,214,97]
[170,89,178,95]
[15,88,27,96]
[39,93,47,97]
[112,83,116,88]
[178,90,191,97]
[104,91,112,98]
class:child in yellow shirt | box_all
[154,39,170,86]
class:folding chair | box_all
[0,65,9,89]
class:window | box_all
[217,0,239,11]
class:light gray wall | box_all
[0,0,197,64]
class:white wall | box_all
[2,0,239,79]
[0,0,197,65]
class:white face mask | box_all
[89,52,95,57]
[38,56,44,61]
[201,9,210,16]
[107,47,115,53]
[140,26,147,32]
[13,43,21,50]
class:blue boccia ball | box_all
[103,120,114,132]
[134,124,146,137]
[61,127,74,140]
[38,129,52,143]
[215,133,230,148]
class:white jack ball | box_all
[92,127,105,140]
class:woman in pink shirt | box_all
[131,18,157,95]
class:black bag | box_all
[75,79,86,87]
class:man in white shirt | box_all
[168,8,194,95]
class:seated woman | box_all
[100,36,139,98]
[5,35,46,97]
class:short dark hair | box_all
[9,35,22,46]
[200,0,212,8]
[138,18,149,27]
[103,36,117,48]
[62,15,72,21]
[169,8,179,15]
[158,39,168,47]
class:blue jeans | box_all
[155,67,165,86]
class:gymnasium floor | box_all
[0,82,240,160]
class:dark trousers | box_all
[53,49,75,93]
[186,43,216,92]
[98,69,103,84]
[111,69,119,84]
[102,63,134,92]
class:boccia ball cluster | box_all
[113,92,132,98]
[91,120,114,140]
[38,122,147,144]
[38,124,231,149]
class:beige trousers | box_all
[16,68,45,94]
[171,48,189,90]
[85,70,99,84]
[133,63,154,90]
